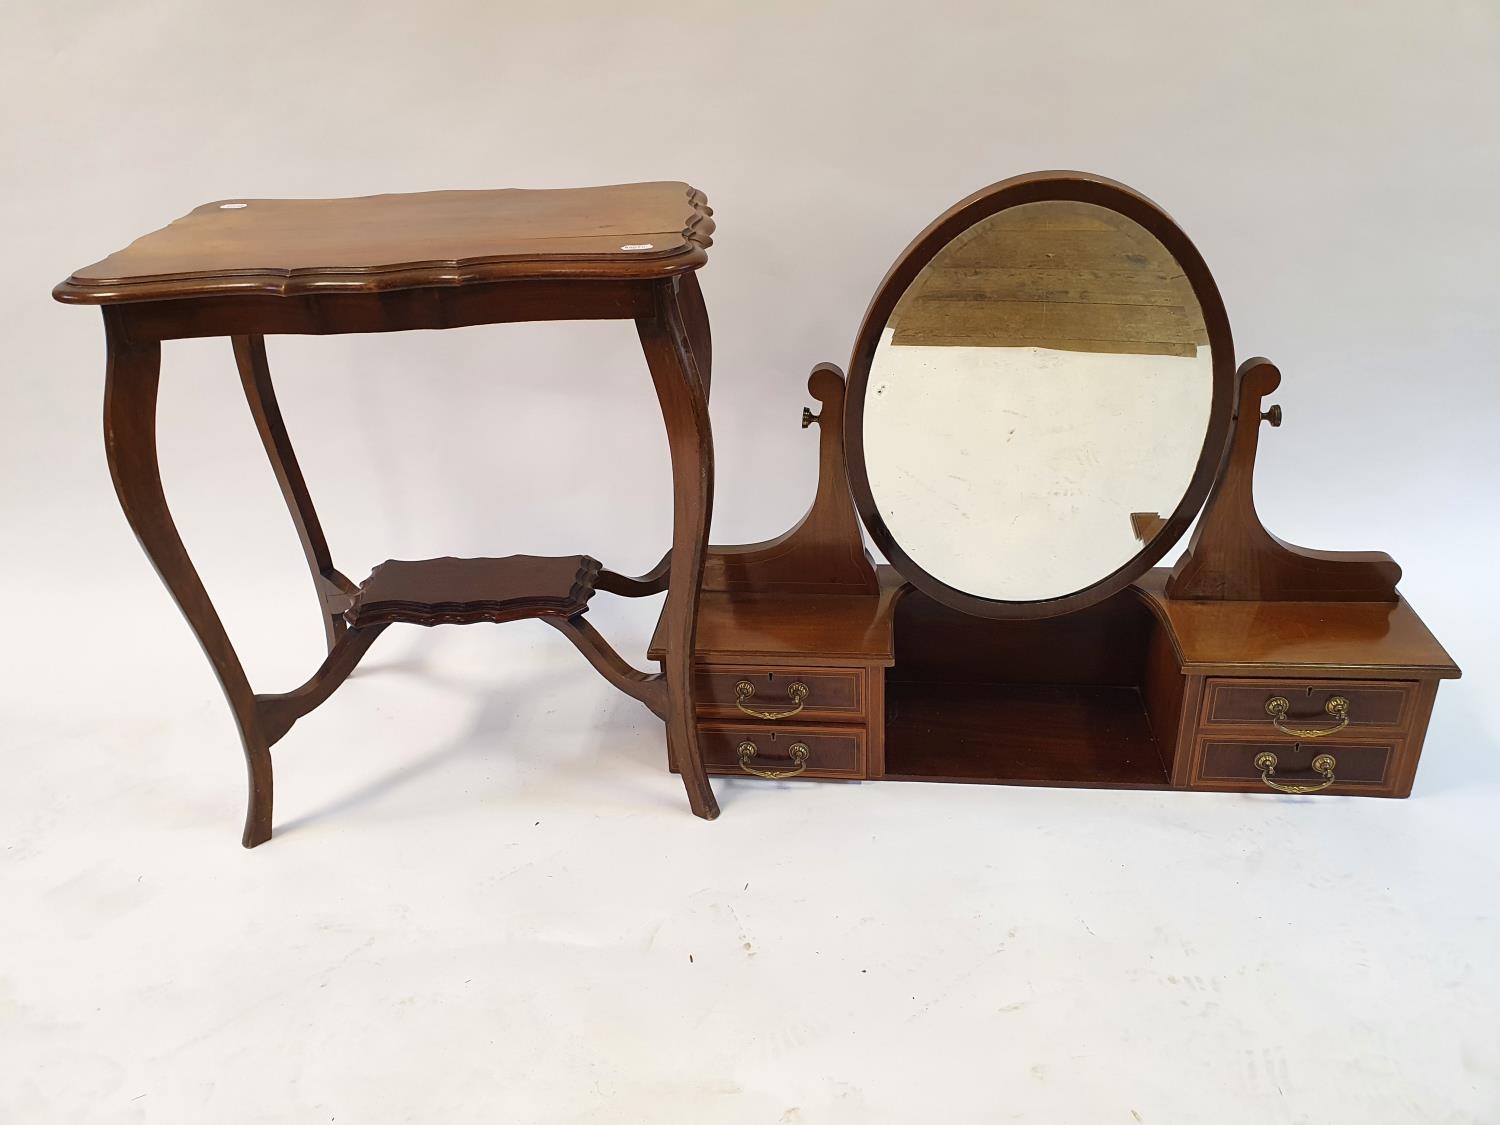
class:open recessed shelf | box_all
[880,585,1177,788]
[884,681,1167,787]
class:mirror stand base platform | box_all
[649,360,1459,798]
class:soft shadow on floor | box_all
[273,659,555,837]
[275,610,789,833]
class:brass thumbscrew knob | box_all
[1261,403,1282,427]
[801,407,821,429]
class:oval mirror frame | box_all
[844,171,1236,620]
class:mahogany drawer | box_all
[694,665,866,724]
[1200,678,1416,734]
[695,722,865,779]
[1191,737,1402,795]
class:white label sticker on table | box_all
[620,243,654,251]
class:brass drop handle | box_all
[1265,695,1350,738]
[1254,751,1337,794]
[737,741,810,780]
[734,679,809,720]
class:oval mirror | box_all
[845,172,1235,619]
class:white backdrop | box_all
[3,3,1498,1122]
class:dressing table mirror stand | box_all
[652,172,1458,798]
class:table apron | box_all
[104,278,659,342]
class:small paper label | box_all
[620,243,654,251]
[219,202,248,209]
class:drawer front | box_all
[1201,679,1416,733]
[695,665,865,723]
[1192,738,1400,794]
[697,722,865,779]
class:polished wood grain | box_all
[884,682,1167,787]
[66,184,720,844]
[1194,738,1397,789]
[1201,678,1415,728]
[648,584,899,664]
[56,182,714,303]
[345,555,601,628]
[701,364,878,595]
[101,320,274,847]
[884,580,1168,787]
[890,582,1152,686]
[1137,570,1458,678]
[693,665,866,721]
[1166,357,1403,601]
[636,278,719,819]
[693,722,866,779]
[106,278,656,343]
[1142,621,1189,779]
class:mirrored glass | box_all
[862,200,1213,601]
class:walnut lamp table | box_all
[55,182,722,847]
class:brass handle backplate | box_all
[1254,751,1337,794]
[737,741,810,780]
[734,679,809,720]
[1266,695,1350,738]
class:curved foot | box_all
[242,796,274,848]
[636,277,718,819]
[104,320,276,848]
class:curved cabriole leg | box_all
[636,278,719,820]
[676,270,712,400]
[233,335,355,654]
[103,318,275,847]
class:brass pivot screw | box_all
[1261,403,1282,427]
[801,406,821,429]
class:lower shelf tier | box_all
[883,681,1169,788]
[346,554,601,627]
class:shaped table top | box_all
[55,181,713,305]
